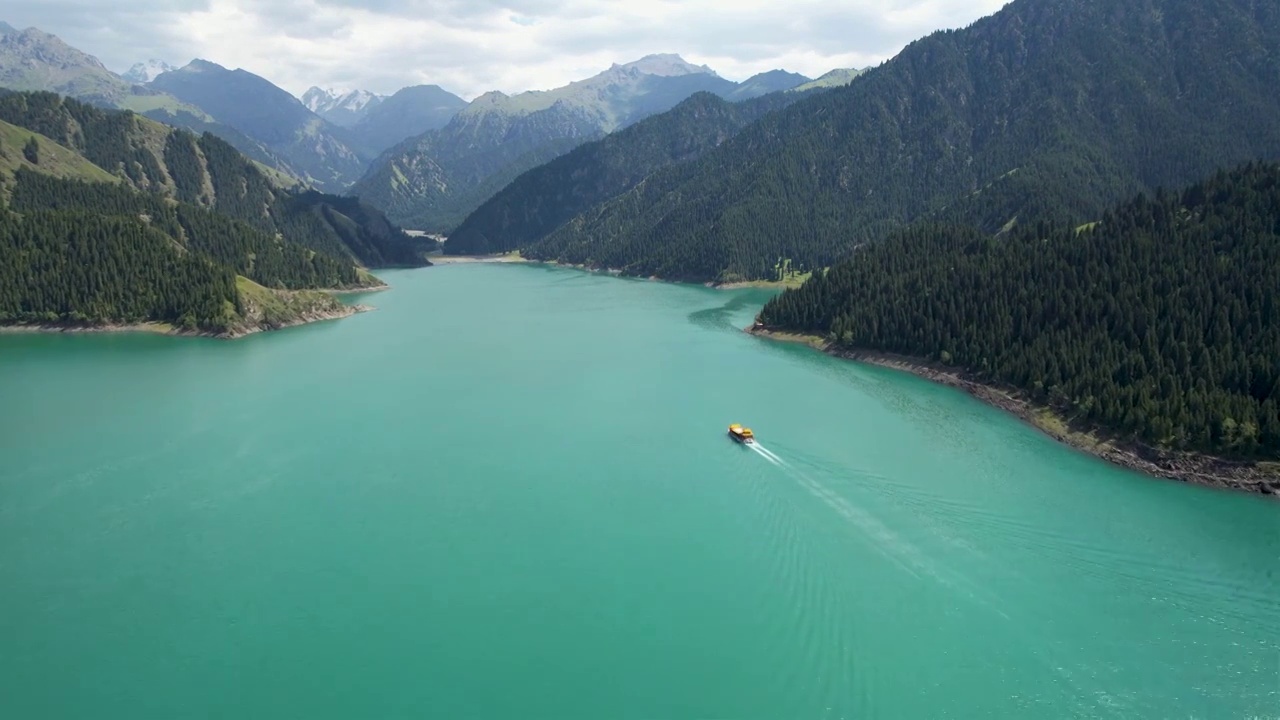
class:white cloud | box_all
[3,0,1010,100]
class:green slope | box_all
[789,67,864,92]
[0,119,119,187]
[0,90,428,268]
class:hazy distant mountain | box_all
[301,86,385,127]
[0,26,134,105]
[349,53,800,231]
[149,60,368,190]
[0,21,17,35]
[790,67,865,92]
[726,69,811,100]
[0,26,311,186]
[349,84,467,157]
[122,59,177,84]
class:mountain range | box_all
[348,55,817,231]
[496,0,1280,284]
[443,87,822,255]
[0,24,857,224]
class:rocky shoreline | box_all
[0,299,375,341]
[217,303,373,339]
[0,305,374,340]
[746,325,1280,497]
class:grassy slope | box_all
[116,93,214,120]
[230,275,357,335]
[0,120,119,186]
[790,68,864,92]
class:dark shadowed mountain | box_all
[445,87,822,255]
[149,60,368,191]
[348,84,468,157]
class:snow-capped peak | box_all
[122,59,177,84]
[302,86,384,114]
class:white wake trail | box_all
[748,439,936,582]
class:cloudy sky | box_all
[6,0,1009,100]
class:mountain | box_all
[148,59,367,190]
[790,67,864,92]
[519,0,1280,283]
[0,26,313,186]
[0,27,133,106]
[756,160,1280,479]
[301,86,385,127]
[0,21,17,35]
[348,84,468,157]
[726,70,811,100]
[0,89,441,336]
[445,88,820,255]
[122,60,176,84]
[0,90,429,269]
[348,53,801,231]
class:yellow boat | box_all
[728,423,755,444]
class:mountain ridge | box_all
[0,89,428,269]
[348,53,811,231]
[148,59,368,191]
[518,0,1280,283]
[445,87,822,255]
[302,86,386,127]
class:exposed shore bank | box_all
[746,325,1280,497]
[0,304,374,340]
[427,252,529,264]
[428,252,802,289]
[0,277,377,341]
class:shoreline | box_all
[326,283,389,295]
[427,253,530,265]
[745,325,1279,497]
[429,252,803,289]
[0,304,374,341]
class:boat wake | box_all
[748,441,963,589]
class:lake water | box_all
[2,263,1277,719]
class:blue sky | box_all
[4,0,1010,99]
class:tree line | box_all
[759,161,1280,458]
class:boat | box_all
[728,423,755,444]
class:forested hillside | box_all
[0,209,239,331]
[758,161,1280,459]
[0,168,371,333]
[11,170,360,290]
[522,0,1280,283]
[0,90,427,268]
[445,89,814,255]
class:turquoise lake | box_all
[1,263,1277,719]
